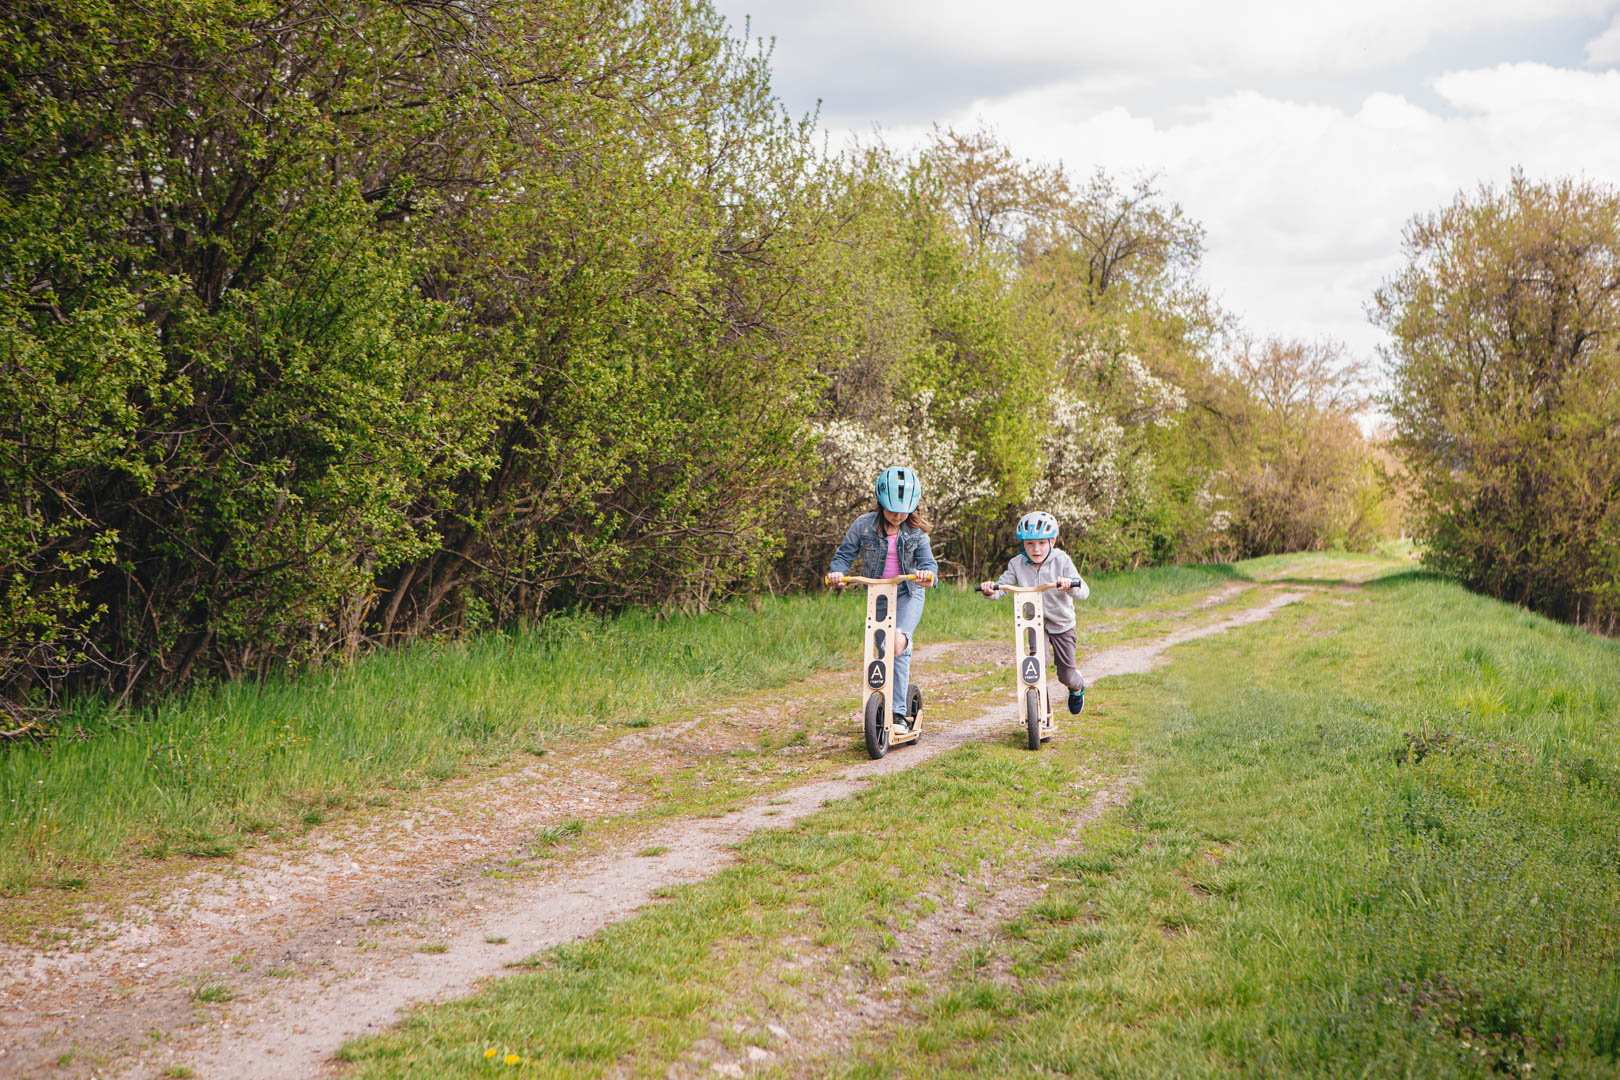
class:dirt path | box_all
[0,586,1303,1079]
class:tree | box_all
[1374,172,1620,631]
[1212,337,1394,556]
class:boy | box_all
[978,511,1089,714]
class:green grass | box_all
[527,820,584,856]
[0,570,1229,903]
[0,592,890,898]
[187,981,234,1004]
[1083,561,1243,607]
[1232,546,1416,584]
[854,566,1620,1077]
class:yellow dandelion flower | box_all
[484,1048,498,1059]
[505,1053,521,1064]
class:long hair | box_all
[871,498,933,533]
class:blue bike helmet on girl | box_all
[875,467,921,514]
[1015,511,1059,540]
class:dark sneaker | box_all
[892,713,910,730]
[1067,687,1085,715]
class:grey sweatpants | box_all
[1048,628,1085,691]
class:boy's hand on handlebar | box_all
[979,581,996,597]
[1058,577,1071,590]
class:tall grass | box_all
[0,568,1234,898]
[0,593,834,894]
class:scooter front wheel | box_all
[1025,688,1042,751]
[864,691,890,760]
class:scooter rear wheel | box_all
[864,691,890,759]
[907,685,923,743]
[1025,688,1042,751]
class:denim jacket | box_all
[829,512,939,599]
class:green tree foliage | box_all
[1,0,828,706]
[1376,172,1620,631]
[786,127,1229,579]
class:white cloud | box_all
[1585,10,1620,64]
[870,62,1620,363]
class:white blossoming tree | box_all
[1024,344,1193,566]
[780,391,997,580]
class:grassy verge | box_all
[0,564,1232,902]
[854,565,1620,1077]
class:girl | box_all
[826,467,938,728]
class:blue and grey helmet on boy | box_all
[1015,511,1059,540]
[875,467,921,514]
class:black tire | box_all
[908,685,923,743]
[864,692,890,759]
[1025,688,1042,751]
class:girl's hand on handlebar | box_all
[918,570,936,587]
[825,572,844,588]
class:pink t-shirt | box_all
[882,533,901,578]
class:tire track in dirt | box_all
[1,586,1303,1080]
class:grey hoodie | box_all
[988,548,1088,633]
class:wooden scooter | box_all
[995,582,1065,751]
[826,573,928,759]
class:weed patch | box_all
[527,820,584,857]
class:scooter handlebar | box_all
[993,582,1066,595]
[827,573,928,586]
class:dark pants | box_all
[1048,628,1085,691]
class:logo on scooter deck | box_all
[1019,656,1042,685]
[866,660,886,689]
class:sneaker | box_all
[891,713,911,730]
[1067,687,1085,715]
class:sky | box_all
[708,0,1620,369]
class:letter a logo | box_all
[1020,656,1042,685]
[867,660,886,689]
